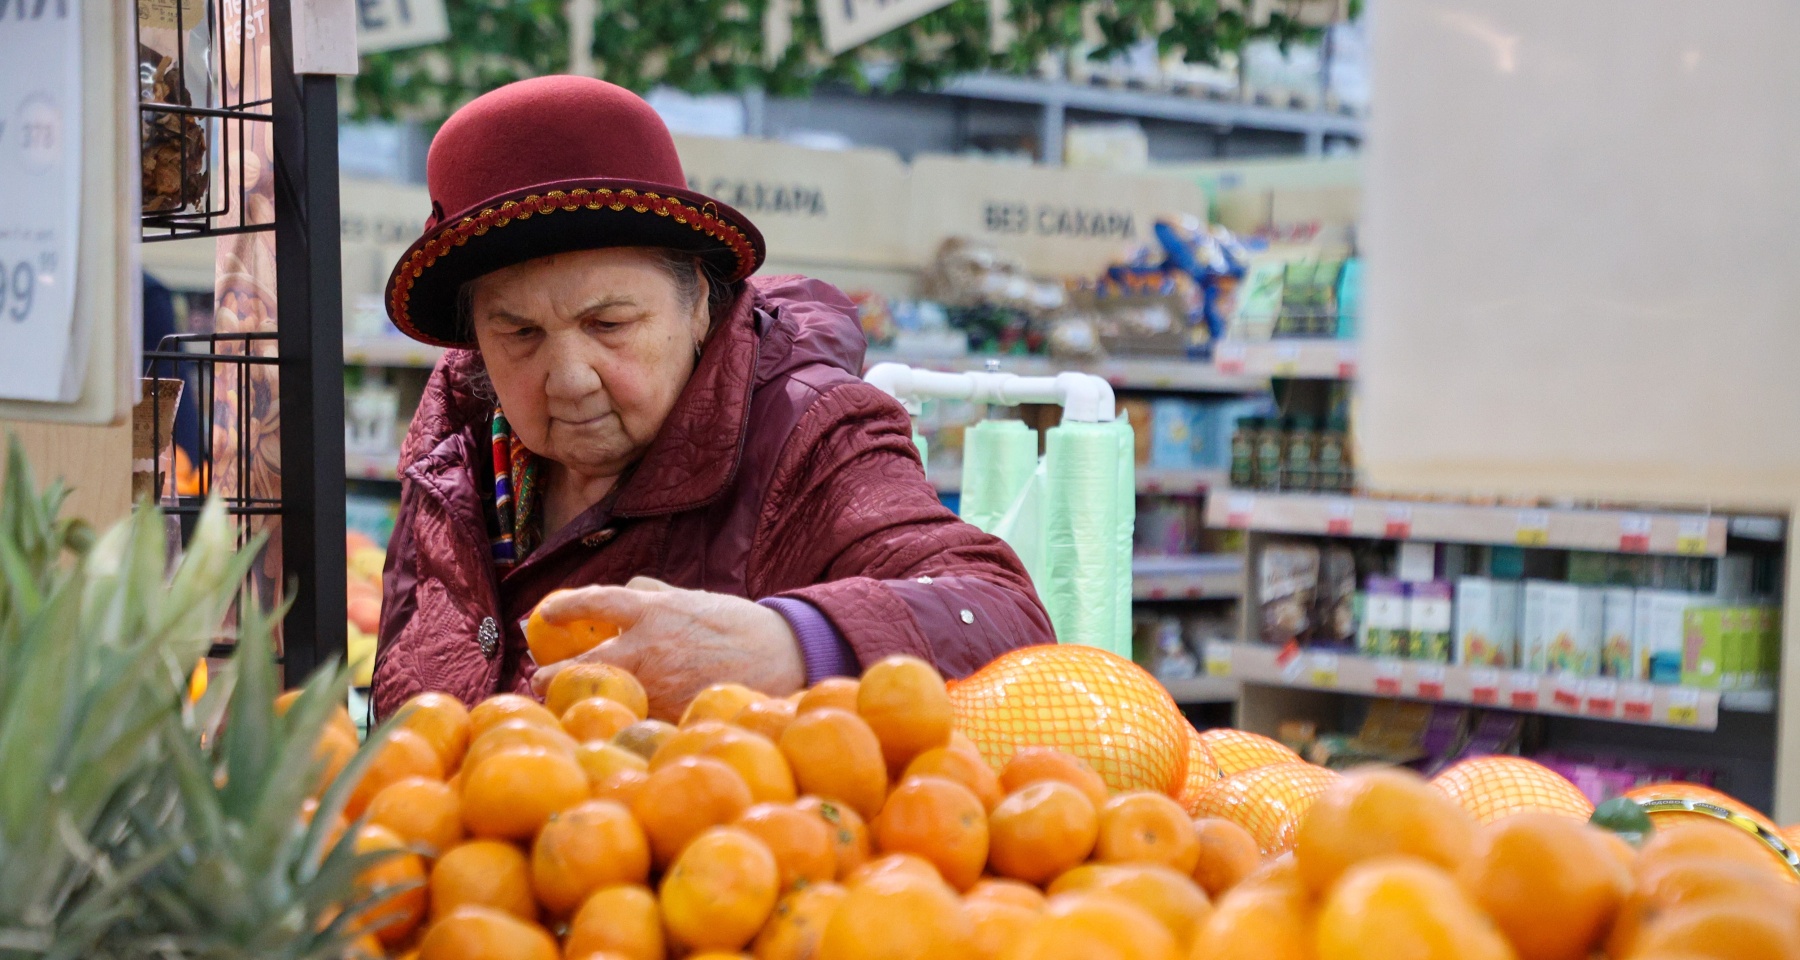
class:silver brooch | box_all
[476,617,499,659]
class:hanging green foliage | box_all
[349,0,1344,126]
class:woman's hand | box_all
[527,577,806,721]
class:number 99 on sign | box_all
[0,259,38,322]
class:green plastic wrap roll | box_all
[1044,421,1130,656]
[1112,417,1135,658]
[913,431,929,472]
[960,419,1040,533]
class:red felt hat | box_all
[384,76,766,346]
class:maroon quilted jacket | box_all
[372,275,1053,719]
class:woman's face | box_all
[469,247,709,478]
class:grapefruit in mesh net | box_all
[1177,725,1224,815]
[1197,728,1301,777]
[1429,755,1593,825]
[1624,781,1781,834]
[1190,761,1339,856]
[948,644,1189,795]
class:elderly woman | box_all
[372,76,1053,721]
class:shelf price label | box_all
[1384,505,1413,540]
[1584,679,1618,718]
[1620,682,1654,722]
[1508,671,1541,710]
[1619,514,1653,553]
[1326,499,1355,536]
[1373,659,1403,696]
[1470,669,1501,705]
[1551,674,1583,710]
[1225,494,1255,529]
[1203,644,1233,678]
[1675,517,1711,556]
[1336,345,1357,380]
[1514,510,1551,547]
[1271,342,1301,377]
[1215,342,1247,375]
[1414,664,1446,700]
[1308,652,1339,688]
[1666,688,1701,726]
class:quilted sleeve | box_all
[752,382,1054,678]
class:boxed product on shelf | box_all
[1601,587,1637,678]
[1635,590,1719,685]
[1259,539,1320,644]
[1454,576,1520,667]
[1682,604,1780,690]
[1408,581,1454,662]
[1313,544,1358,648]
[1357,575,1408,656]
[1119,398,1153,464]
[1530,582,1604,676]
[1150,399,1197,468]
[1230,259,1286,340]
[1134,497,1205,555]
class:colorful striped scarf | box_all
[490,407,541,569]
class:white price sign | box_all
[819,0,957,53]
[0,1,83,402]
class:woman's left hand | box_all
[527,577,806,721]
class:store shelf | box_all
[865,350,1267,393]
[1132,554,1245,601]
[941,75,1364,142]
[1203,642,1769,731]
[931,466,1226,497]
[346,450,400,481]
[345,337,448,368]
[1161,675,1242,705]
[1212,339,1358,380]
[1204,489,1732,557]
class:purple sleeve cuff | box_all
[760,597,858,684]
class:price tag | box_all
[1336,345,1357,380]
[1508,671,1541,710]
[1666,688,1701,726]
[1584,679,1618,718]
[1384,505,1413,540]
[1470,669,1501,705]
[1203,644,1233,678]
[1414,664,1447,700]
[1373,659,1403,696]
[1309,652,1339,688]
[1225,494,1256,529]
[1215,342,1247,375]
[1271,342,1301,377]
[1326,499,1355,536]
[1514,510,1551,547]
[1279,646,1307,683]
[1676,517,1711,556]
[1551,674,1583,710]
[1618,514,1652,553]
[1620,682,1654,722]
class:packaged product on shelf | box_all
[1454,576,1519,667]
[1408,581,1454,662]
[1187,402,1227,470]
[1537,584,1604,676]
[1231,259,1286,340]
[1119,398,1153,465]
[1710,554,1755,600]
[1566,551,1610,585]
[1335,257,1362,340]
[1149,399,1196,469]
[1229,417,1257,487]
[1520,580,1550,671]
[1601,587,1638,678]
[1282,416,1317,491]
[1146,614,1200,681]
[1253,418,1286,490]
[1396,541,1438,583]
[1275,260,1343,337]
[1259,540,1320,645]
[1314,417,1351,492]
[1358,576,1409,657]
[1134,497,1201,555]
[1313,544,1358,648]
[1683,604,1777,690]
[1637,590,1717,685]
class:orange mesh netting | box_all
[949,644,1189,795]
[1430,756,1593,825]
[1198,728,1301,777]
[1190,761,1339,856]
[1624,782,1781,834]
[1177,725,1224,814]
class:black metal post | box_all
[270,0,347,687]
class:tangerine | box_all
[1049,863,1212,949]
[653,721,797,804]
[967,897,1039,960]
[752,882,849,960]
[313,724,360,798]
[660,826,782,952]
[1638,818,1796,883]
[796,678,860,715]
[563,884,664,960]
[874,775,990,890]
[366,776,464,856]
[395,692,473,771]
[906,746,1004,811]
[524,589,620,666]
[460,745,589,841]
[546,661,649,719]
[857,656,954,773]
[816,872,974,960]
[796,795,873,880]
[466,694,560,739]
[1096,792,1201,874]
[352,824,427,946]
[1315,858,1516,960]
[1294,768,1477,894]
[429,840,536,922]
[462,718,578,774]
[779,708,889,821]
[987,780,1100,885]
[1628,902,1800,960]
[1187,877,1315,960]
[593,767,650,806]
[734,802,837,890]
[531,799,652,916]
[735,696,799,742]
[1000,748,1109,809]
[1459,813,1631,960]
[1607,856,1800,956]
[279,690,359,742]
[561,696,640,743]
[1006,891,1180,960]
[845,852,945,888]
[348,727,446,818]
[416,904,558,960]
[1190,818,1262,898]
[682,683,767,727]
[611,718,677,760]
[632,755,755,866]
[575,740,648,789]
[966,878,1047,911]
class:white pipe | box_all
[864,362,1116,423]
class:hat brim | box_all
[384,178,766,347]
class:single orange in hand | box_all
[417,904,558,960]
[531,799,652,916]
[1096,792,1202,874]
[367,776,464,856]
[659,826,782,952]
[681,683,767,727]
[546,661,649,719]
[753,882,849,960]
[796,677,859,715]
[429,840,536,922]
[778,708,889,821]
[468,694,560,739]
[1001,748,1110,809]
[906,746,1004,811]
[873,775,990,891]
[857,656,954,773]
[1190,817,1262,898]
[987,780,1100,885]
[575,740,648,789]
[563,883,664,960]
[817,872,975,960]
[460,745,589,840]
[462,718,578,775]
[966,897,1040,960]
[632,755,755,866]
[525,588,620,666]
[348,727,446,817]
[1294,767,1478,895]
[795,795,872,880]
[352,824,428,946]
[1048,863,1212,950]
[734,696,798,742]
[1459,813,1630,960]
[395,691,473,771]
[734,802,837,890]
[562,696,639,743]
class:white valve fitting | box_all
[864,362,1116,423]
